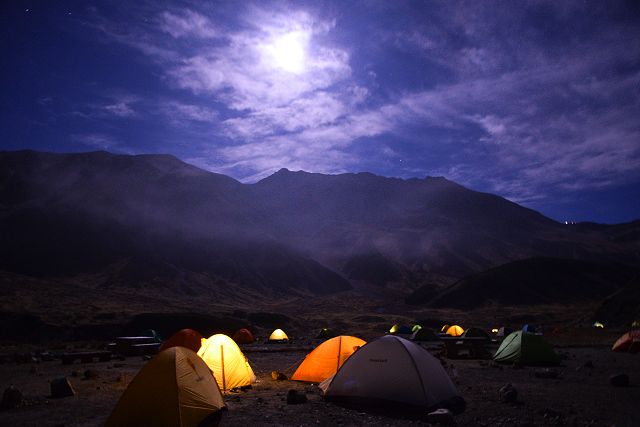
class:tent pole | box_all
[337,336,342,372]
[221,344,226,392]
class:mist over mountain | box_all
[1,150,638,302]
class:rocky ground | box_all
[0,333,638,427]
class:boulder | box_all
[499,383,518,403]
[609,374,629,387]
[286,389,307,404]
[1,386,23,409]
[427,408,455,425]
[50,377,75,398]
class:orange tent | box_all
[232,328,255,345]
[159,329,203,353]
[612,330,640,353]
[446,325,464,337]
[291,336,366,383]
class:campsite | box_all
[1,306,639,426]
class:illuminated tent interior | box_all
[105,347,225,427]
[198,334,256,391]
[446,325,465,337]
[291,335,366,383]
[269,328,289,341]
[320,335,464,413]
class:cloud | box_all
[160,9,217,39]
[72,133,123,151]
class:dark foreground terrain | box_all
[0,329,638,427]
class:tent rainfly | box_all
[159,329,203,353]
[232,328,255,345]
[198,334,256,391]
[446,325,464,337]
[493,331,559,366]
[105,347,225,427]
[612,330,640,353]
[320,335,465,413]
[292,335,366,383]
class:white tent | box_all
[321,335,464,413]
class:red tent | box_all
[232,328,255,344]
[612,330,640,353]
[159,329,203,353]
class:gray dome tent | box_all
[320,335,464,413]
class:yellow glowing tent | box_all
[446,325,464,337]
[291,335,366,383]
[198,334,255,391]
[105,347,225,427]
[269,328,289,341]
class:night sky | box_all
[2,1,639,224]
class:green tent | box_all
[493,331,559,366]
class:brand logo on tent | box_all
[369,358,388,363]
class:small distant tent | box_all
[522,324,537,334]
[410,327,439,342]
[317,328,337,339]
[593,321,604,329]
[198,334,256,391]
[493,331,559,366]
[632,320,640,329]
[292,336,366,383]
[105,347,225,427]
[612,330,640,353]
[321,335,464,413]
[269,329,289,341]
[389,324,412,335]
[232,328,255,345]
[446,325,464,337]
[491,328,499,334]
[411,324,423,333]
[441,324,451,333]
[159,329,203,353]
[462,328,490,340]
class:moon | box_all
[266,32,307,74]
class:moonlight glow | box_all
[266,32,307,74]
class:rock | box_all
[286,389,308,404]
[271,371,287,381]
[50,377,75,398]
[1,386,24,409]
[84,369,99,379]
[499,383,518,403]
[609,374,629,387]
[427,408,455,425]
[534,368,559,379]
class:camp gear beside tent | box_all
[159,329,203,353]
[105,347,225,427]
[292,336,366,383]
[269,329,289,341]
[411,327,439,342]
[612,330,640,353]
[493,331,559,366]
[446,325,464,337]
[321,335,465,414]
[232,328,255,345]
[198,334,256,391]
